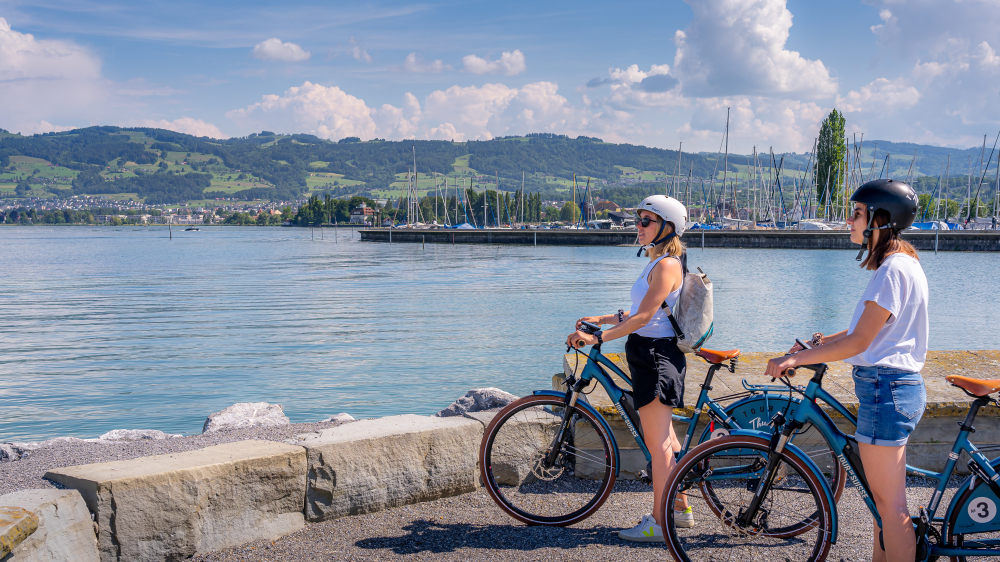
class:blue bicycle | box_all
[661,360,1000,561]
[478,330,847,527]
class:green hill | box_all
[0,126,995,205]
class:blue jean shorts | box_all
[852,366,926,447]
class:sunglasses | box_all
[638,216,660,228]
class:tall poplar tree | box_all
[816,109,847,216]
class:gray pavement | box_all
[191,476,961,562]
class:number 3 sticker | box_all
[968,497,996,524]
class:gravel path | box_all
[190,475,962,562]
[0,420,350,496]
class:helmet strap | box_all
[636,220,673,257]
[855,212,892,261]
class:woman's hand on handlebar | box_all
[788,332,824,353]
[765,354,798,378]
[576,316,603,330]
[566,330,597,349]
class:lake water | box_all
[2,226,998,441]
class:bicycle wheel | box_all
[662,435,834,562]
[705,394,847,504]
[946,473,1000,561]
[479,395,616,526]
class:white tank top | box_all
[629,255,683,338]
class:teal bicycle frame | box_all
[540,343,801,478]
[745,363,1000,558]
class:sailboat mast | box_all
[722,108,730,221]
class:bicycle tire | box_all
[479,395,616,526]
[946,475,1000,562]
[661,435,834,562]
[700,394,847,505]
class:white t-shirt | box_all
[845,253,929,371]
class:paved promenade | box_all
[190,476,960,562]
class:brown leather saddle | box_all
[695,347,741,364]
[946,375,1000,397]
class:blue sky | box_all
[1,0,997,152]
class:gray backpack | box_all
[662,259,714,354]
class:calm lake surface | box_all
[2,226,998,441]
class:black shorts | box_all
[625,333,687,410]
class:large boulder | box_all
[202,402,290,433]
[0,506,39,558]
[45,440,306,562]
[0,489,99,562]
[297,415,483,522]
[435,388,519,417]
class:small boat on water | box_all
[185,227,200,231]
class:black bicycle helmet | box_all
[849,178,918,261]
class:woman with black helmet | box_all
[566,194,692,543]
[765,179,928,562]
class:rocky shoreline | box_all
[0,389,518,498]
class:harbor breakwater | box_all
[359,227,1000,251]
[1,350,997,561]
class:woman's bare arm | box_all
[766,301,891,378]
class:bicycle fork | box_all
[544,377,589,468]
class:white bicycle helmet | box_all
[636,195,687,256]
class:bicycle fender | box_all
[532,390,621,477]
[725,429,840,543]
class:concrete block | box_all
[0,507,38,559]
[45,440,306,562]
[0,489,98,562]
[297,414,483,521]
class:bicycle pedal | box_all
[638,470,652,485]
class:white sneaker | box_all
[674,506,696,528]
[618,513,663,543]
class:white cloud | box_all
[973,41,1000,67]
[132,117,227,138]
[350,36,372,63]
[0,16,114,134]
[836,78,921,114]
[862,0,1000,146]
[671,0,837,99]
[403,52,448,73]
[251,38,311,62]
[462,50,526,76]
[226,81,379,140]
[224,80,622,143]
[677,96,827,153]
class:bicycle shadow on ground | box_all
[355,519,662,555]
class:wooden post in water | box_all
[389,228,392,244]
[422,235,425,249]
[935,230,939,254]
[311,228,314,240]
[702,230,705,250]
[534,231,537,247]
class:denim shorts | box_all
[852,366,926,446]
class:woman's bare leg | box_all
[639,400,685,526]
[859,443,914,562]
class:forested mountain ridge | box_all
[0,126,991,205]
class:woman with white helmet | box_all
[566,194,692,542]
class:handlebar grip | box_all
[577,340,586,347]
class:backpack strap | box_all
[660,255,686,340]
